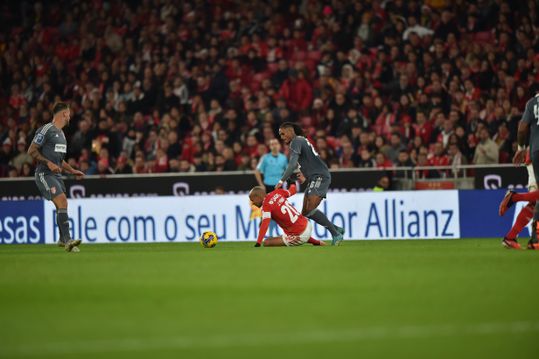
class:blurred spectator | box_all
[10,138,33,171]
[415,151,430,179]
[373,176,391,192]
[396,150,415,168]
[394,150,414,179]
[114,152,133,174]
[427,142,450,178]
[448,143,468,177]
[20,162,33,177]
[7,166,18,178]
[279,69,313,113]
[96,159,114,176]
[0,138,14,176]
[222,147,237,171]
[179,159,195,173]
[386,133,406,163]
[473,128,499,165]
[375,152,393,169]
[357,149,376,168]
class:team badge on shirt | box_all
[34,133,44,145]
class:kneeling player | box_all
[249,184,325,247]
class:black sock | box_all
[308,209,339,236]
[57,209,72,242]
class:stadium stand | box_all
[0,0,538,178]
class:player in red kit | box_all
[249,184,325,247]
[499,150,537,249]
[499,93,539,250]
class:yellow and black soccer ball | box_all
[199,231,218,248]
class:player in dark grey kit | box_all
[499,93,539,250]
[276,122,344,245]
[27,102,84,252]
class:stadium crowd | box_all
[0,0,538,178]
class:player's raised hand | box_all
[47,162,62,173]
[513,149,526,165]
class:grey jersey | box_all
[32,123,67,174]
[281,136,329,181]
[522,94,539,153]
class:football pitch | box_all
[1,239,538,359]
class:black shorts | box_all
[35,172,66,200]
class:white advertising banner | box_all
[43,190,460,244]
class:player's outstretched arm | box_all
[285,184,297,197]
[255,217,271,247]
[276,152,299,189]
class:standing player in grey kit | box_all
[276,122,344,245]
[27,102,84,252]
[499,93,539,250]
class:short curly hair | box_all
[280,122,304,136]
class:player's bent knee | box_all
[52,194,68,209]
[302,196,322,215]
[301,203,317,216]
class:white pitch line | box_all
[3,321,539,357]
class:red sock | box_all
[513,191,539,202]
[506,202,535,239]
[308,237,322,246]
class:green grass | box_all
[0,239,538,359]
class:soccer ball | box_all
[199,231,218,248]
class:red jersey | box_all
[428,154,449,167]
[256,185,308,244]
